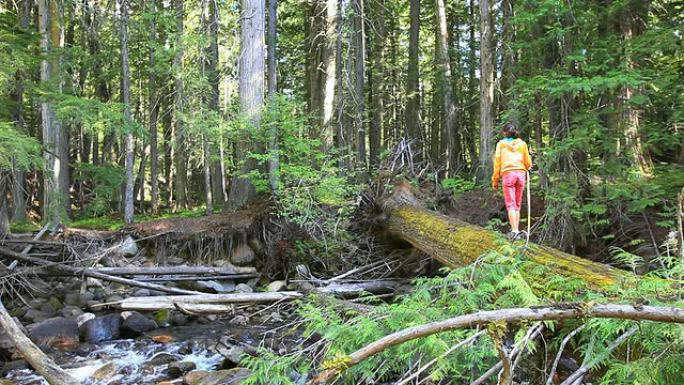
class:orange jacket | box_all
[491,138,532,187]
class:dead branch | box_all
[0,245,200,295]
[0,299,78,385]
[545,325,586,385]
[109,291,303,311]
[307,303,684,384]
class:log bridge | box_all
[382,182,666,292]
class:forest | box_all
[0,0,684,384]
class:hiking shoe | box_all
[517,231,529,241]
[507,231,519,240]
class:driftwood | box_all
[0,299,78,385]
[382,183,664,291]
[109,292,304,311]
[307,303,684,384]
[94,265,257,275]
[109,281,401,312]
[0,245,200,295]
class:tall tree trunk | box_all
[149,0,159,214]
[321,0,338,149]
[227,0,265,209]
[369,0,386,168]
[500,0,515,112]
[38,0,68,227]
[11,0,32,223]
[619,0,652,174]
[207,0,225,206]
[306,1,324,138]
[201,0,213,214]
[267,0,280,191]
[477,0,495,182]
[353,0,366,168]
[173,0,188,210]
[119,0,135,225]
[435,0,458,174]
[406,0,421,159]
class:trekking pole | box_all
[526,170,531,246]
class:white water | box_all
[4,339,223,385]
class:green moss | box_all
[9,221,41,233]
[389,205,661,292]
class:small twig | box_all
[545,325,586,385]
[559,325,639,385]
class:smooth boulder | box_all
[121,311,158,337]
[80,314,122,343]
[27,317,79,348]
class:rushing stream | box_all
[3,321,279,385]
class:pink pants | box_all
[503,171,526,211]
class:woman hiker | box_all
[491,123,532,240]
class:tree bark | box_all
[227,0,265,209]
[435,0,458,174]
[352,0,367,168]
[38,0,68,227]
[111,292,303,311]
[207,0,226,206]
[321,0,338,148]
[119,0,135,225]
[369,0,385,168]
[149,0,160,215]
[0,300,78,385]
[406,0,421,159]
[173,0,188,210]
[267,0,280,191]
[477,0,495,182]
[308,303,684,384]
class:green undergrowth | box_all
[10,207,208,232]
[243,242,684,385]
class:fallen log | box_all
[382,183,658,291]
[0,245,200,295]
[0,299,78,385]
[94,265,257,275]
[308,303,684,384]
[109,292,304,311]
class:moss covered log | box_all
[383,183,661,292]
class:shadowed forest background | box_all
[1,0,684,384]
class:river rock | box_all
[0,329,17,359]
[23,308,53,323]
[60,306,84,318]
[27,317,79,348]
[234,284,253,294]
[170,312,189,326]
[0,360,28,376]
[266,280,286,292]
[92,362,118,381]
[121,311,158,337]
[168,361,197,377]
[80,314,122,343]
[47,296,64,312]
[195,368,251,385]
[76,312,96,327]
[230,244,255,266]
[148,352,180,366]
[134,288,151,297]
[183,371,210,385]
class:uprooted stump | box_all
[381,182,671,293]
[124,205,268,265]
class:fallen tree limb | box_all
[109,291,304,311]
[0,245,200,295]
[382,183,664,291]
[0,299,78,385]
[307,303,684,384]
[94,265,257,276]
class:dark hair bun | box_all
[503,123,519,138]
